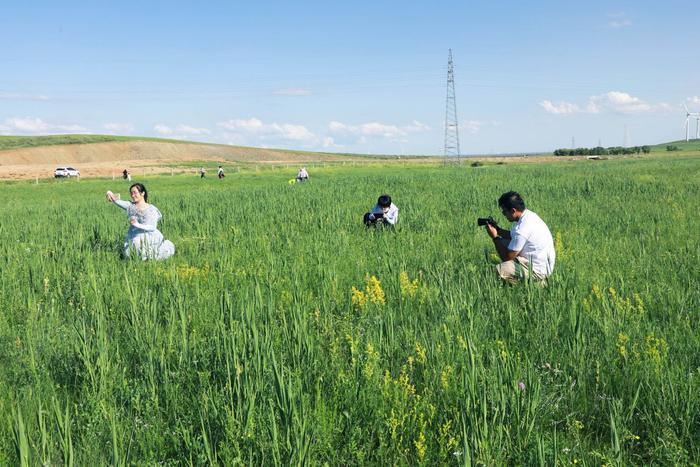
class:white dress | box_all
[113,200,175,260]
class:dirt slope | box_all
[0,141,360,180]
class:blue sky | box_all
[1,1,698,154]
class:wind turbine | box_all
[684,104,700,141]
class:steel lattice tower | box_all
[444,49,461,162]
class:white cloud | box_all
[541,91,670,115]
[217,118,317,144]
[322,136,342,148]
[607,12,632,28]
[218,118,264,133]
[278,124,315,141]
[609,19,632,28]
[328,121,348,132]
[103,122,135,134]
[592,91,651,113]
[404,120,431,133]
[328,120,431,141]
[686,96,700,108]
[359,122,405,138]
[154,124,173,135]
[461,120,501,133]
[0,117,87,135]
[175,125,210,135]
[273,88,312,96]
[153,123,210,136]
[540,100,581,115]
[0,92,49,101]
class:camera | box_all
[477,217,497,227]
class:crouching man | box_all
[483,191,555,283]
[363,194,398,227]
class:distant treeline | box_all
[553,146,651,156]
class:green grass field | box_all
[1,156,698,465]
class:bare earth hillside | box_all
[0,141,367,180]
[0,138,609,180]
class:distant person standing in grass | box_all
[106,183,175,260]
[200,167,206,178]
[363,194,398,227]
[482,191,555,283]
[217,165,225,179]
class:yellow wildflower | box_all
[644,333,668,368]
[457,335,468,351]
[406,355,414,371]
[399,271,419,298]
[414,430,426,461]
[415,342,427,364]
[363,342,380,379]
[351,286,368,310]
[366,275,386,305]
[440,365,453,390]
[617,333,629,359]
[592,284,603,300]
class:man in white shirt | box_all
[296,167,309,182]
[483,191,555,283]
[364,194,399,227]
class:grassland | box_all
[649,139,700,152]
[0,134,388,159]
[0,156,698,464]
[0,134,193,151]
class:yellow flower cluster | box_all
[399,271,419,298]
[366,275,385,305]
[350,275,385,310]
[383,368,417,399]
[414,342,428,365]
[414,430,426,461]
[175,263,210,281]
[583,284,645,318]
[617,333,629,359]
[440,365,453,390]
[351,286,368,309]
[572,420,584,430]
[554,231,570,259]
[438,420,458,458]
[363,342,380,379]
[644,333,668,369]
[616,331,668,370]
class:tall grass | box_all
[0,156,698,464]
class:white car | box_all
[54,167,80,178]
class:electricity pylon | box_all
[444,49,461,163]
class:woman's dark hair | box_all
[130,183,148,202]
[498,191,525,211]
[377,194,392,208]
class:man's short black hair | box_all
[377,194,392,208]
[498,191,525,211]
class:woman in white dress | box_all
[106,183,175,260]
